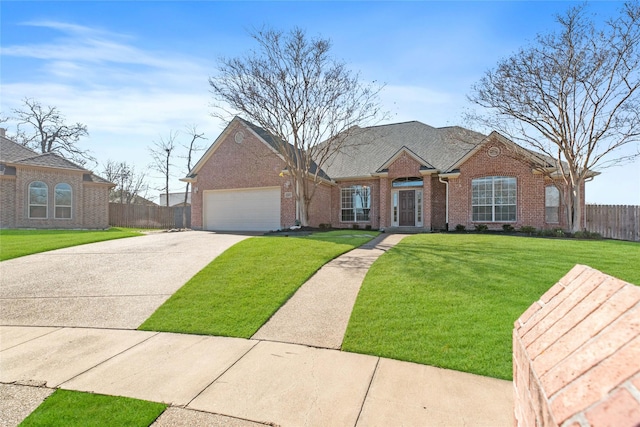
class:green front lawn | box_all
[0,228,143,261]
[342,234,640,380]
[19,389,166,427]
[139,230,378,337]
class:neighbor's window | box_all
[55,183,72,219]
[29,181,48,219]
[341,185,371,222]
[472,176,516,222]
[545,186,560,223]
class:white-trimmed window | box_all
[545,186,560,223]
[341,185,371,222]
[55,183,72,219]
[29,181,48,219]
[472,176,516,222]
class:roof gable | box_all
[447,131,568,173]
[185,117,284,181]
[376,145,435,172]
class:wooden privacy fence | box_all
[109,203,191,229]
[586,204,639,242]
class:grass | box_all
[139,230,378,337]
[19,389,166,427]
[342,234,640,380]
[0,228,143,261]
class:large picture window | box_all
[55,183,72,219]
[545,186,560,223]
[29,181,48,219]
[472,176,516,222]
[341,185,371,222]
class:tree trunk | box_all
[570,181,583,233]
[564,174,584,233]
[298,198,310,227]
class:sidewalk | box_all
[252,233,407,348]
[1,326,513,427]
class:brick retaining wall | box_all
[513,265,640,427]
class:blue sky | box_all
[1,1,638,204]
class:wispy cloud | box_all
[1,20,217,134]
[0,20,223,193]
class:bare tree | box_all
[12,98,94,166]
[149,132,177,207]
[209,27,386,226]
[102,160,149,204]
[179,125,205,227]
[468,2,640,232]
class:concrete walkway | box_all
[252,234,407,348]
[1,326,513,427]
[0,232,514,426]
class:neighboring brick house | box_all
[0,130,114,229]
[185,117,592,232]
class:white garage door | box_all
[203,187,281,231]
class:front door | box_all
[399,190,415,226]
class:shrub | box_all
[519,225,536,235]
[455,224,466,232]
[538,229,555,237]
[502,224,515,232]
[474,224,488,232]
[574,230,603,240]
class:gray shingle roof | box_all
[321,121,486,179]
[237,117,331,180]
[0,135,40,162]
[13,152,88,171]
[0,135,113,184]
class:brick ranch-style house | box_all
[0,129,113,229]
[184,117,588,232]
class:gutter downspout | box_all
[438,176,449,231]
[583,176,596,229]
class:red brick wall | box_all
[0,176,16,228]
[448,138,571,230]
[307,182,332,227]
[82,184,110,229]
[513,265,640,427]
[191,120,293,229]
[378,177,390,228]
[6,166,110,229]
[388,152,422,179]
[430,176,447,230]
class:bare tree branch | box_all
[12,98,94,166]
[148,132,177,207]
[179,125,205,227]
[468,2,640,232]
[209,27,388,226]
[102,160,149,204]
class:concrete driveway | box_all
[0,231,250,329]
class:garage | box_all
[203,187,281,231]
